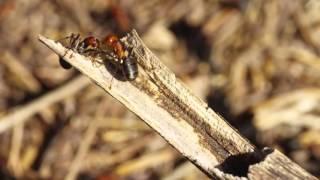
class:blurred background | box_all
[0,0,320,179]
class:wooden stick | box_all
[38,30,317,179]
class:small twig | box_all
[8,123,23,177]
[1,52,41,93]
[0,76,91,134]
[65,117,98,180]
[38,30,317,179]
[115,147,178,176]
[82,135,155,170]
[66,98,111,180]
[163,162,205,180]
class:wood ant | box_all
[58,33,138,81]
[101,34,138,81]
[58,33,100,69]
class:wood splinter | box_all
[39,30,317,180]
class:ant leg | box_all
[107,62,120,90]
[68,33,82,58]
[61,44,73,61]
[69,33,80,47]
[59,46,75,69]
[58,47,72,70]
[83,49,104,67]
[62,44,76,60]
[55,36,70,44]
[57,35,73,59]
[55,33,78,45]
[90,56,103,67]
[103,53,120,90]
[105,53,114,61]
[108,76,114,90]
[57,33,82,69]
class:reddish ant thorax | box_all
[102,34,126,59]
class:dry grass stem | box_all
[0,76,91,134]
[65,117,98,180]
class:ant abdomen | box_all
[122,57,138,81]
[59,57,72,69]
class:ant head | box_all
[83,36,100,48]
[103,34,119,46]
